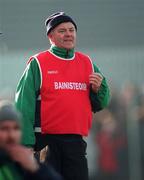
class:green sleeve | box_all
[15,59,41,147]
[90,63,110,113]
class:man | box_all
[0,101,62,180]
[15,12,110,180]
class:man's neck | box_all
[49,45,74,59]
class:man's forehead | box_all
[0,120,20,127]
[55,22,75,30]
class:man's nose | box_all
[9,130,17,139]
[65,30,71,36]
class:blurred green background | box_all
[0,0,144,180]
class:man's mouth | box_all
[64,39,73,41]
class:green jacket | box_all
[0,149,63,180]
[15,46,110,147]
[0,164,22,180]
[0,150,23,180]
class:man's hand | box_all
[5,144,39,172]
[89,73,103,93]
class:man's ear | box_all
[48,32,53,39]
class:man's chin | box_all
[64,45,74,50]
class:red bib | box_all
[33,50,93,136]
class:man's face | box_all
[48,22,76,50]
[0,120,21,148]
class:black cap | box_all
[0,101,21,125]
[45,12,77,35]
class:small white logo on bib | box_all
[48,70,58,74]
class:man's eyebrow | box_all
[58,28,66,30]
[69,27,75,29]
[58,27,75,30]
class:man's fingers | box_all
[89,80,102,87]
[89,73,103,79]
[89,73,103,93]
[89,74,102,83]
[89,77,101,81]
